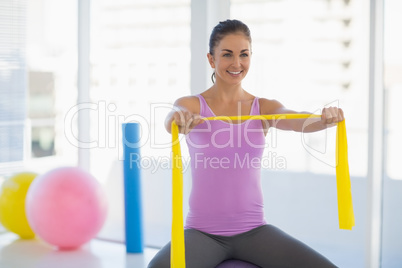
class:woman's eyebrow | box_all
[221,49,250,53]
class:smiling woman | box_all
[150,19,343,268]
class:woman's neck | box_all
[208,82,247,102]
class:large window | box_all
[384,0,402,181]
[89,0,191,244]
[0,0,78,173]
[0,0,26,167]
[382,0,402,266]
[25,0,78,167]
[231,0,369,177]
[231,1,369,267]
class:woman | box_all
[148,19,340,268]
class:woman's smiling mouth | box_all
[227,70,242,75]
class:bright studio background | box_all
[1,0,401,267]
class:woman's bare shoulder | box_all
[258,98,285,114]
[174,95,200,114]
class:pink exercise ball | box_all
[25,167,107,250]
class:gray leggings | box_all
[147,224,338,268]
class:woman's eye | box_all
[223,53,231,57]
[241,53,249,57]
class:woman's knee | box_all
[147,243,171,268]
[147,256,170,268]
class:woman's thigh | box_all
[232,225,338,268]
[148,229,231,268]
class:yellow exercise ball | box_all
[0,172,37,239]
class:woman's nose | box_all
[232,56,241,66]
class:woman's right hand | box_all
[171,109,204,134]
[165,107,204,134]
[165,96,204,134]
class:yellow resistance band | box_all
[171,114,355,268]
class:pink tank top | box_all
[185,94,266,236]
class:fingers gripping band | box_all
[170,114,355,268]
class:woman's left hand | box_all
[321,107,345,125]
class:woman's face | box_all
[208,33,251,86]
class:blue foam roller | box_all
[122,123,143,253]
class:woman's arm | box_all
[259,98,344,133]
[164,96,204,134]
